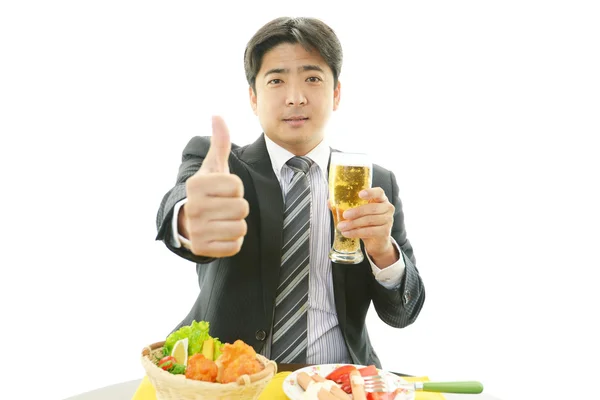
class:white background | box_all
[1,1,599,400]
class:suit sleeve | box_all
[155,136,216,265]
[369,170,425,328]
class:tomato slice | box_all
[366,388,404,400]
[157,356,177,371]
[325,365,357,382]
[358,365,378,377]
[325,365,379,394]
[325,365,357,393]
[366,392,397,400]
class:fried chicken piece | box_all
[216,339,264,383]
[220,353,264,383]
[218,340,256,365]
[185,353,218,382]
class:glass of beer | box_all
[328,152,372,264]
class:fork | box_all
[362,374,484,394]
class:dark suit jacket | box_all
[156,134,425,367]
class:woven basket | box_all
[141,341,277,400]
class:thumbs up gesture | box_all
[179,116,249,257]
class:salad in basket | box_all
[150,320,267,384]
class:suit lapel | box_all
[238,135,284,324]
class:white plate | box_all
[282,363,415,400]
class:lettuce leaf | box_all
[164,320,211,356]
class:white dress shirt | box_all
[170,136,406,363]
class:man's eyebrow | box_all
[263,65,325,78]
[264,68,287,77]
[301,65,324,73]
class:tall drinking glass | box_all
[328,152,373,264]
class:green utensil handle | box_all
[422,381,484,394]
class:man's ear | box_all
[249,86,258,115]
[333,80,341,111]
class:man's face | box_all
[250,42,341,156]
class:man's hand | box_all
[335,188,398,268]
[179,116,249,257]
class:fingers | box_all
[337,214,393,238]
[190,236,245,259]
[346,187,388,214]
[184,214,247,258]
[333,187,393,243]
[338,208,393,235]
[188,220,248,241]
[186,195,249,221]
[359,187,387,202]
[349,370,366,400]
[198,115,231,174]
[336,187,392,232]
[187,174,245,198]
[341,202,393,221]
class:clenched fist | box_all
[179,116,249,257]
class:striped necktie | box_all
[271,156,312,363]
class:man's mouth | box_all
[283,116,309,128]
[283,116,308,121]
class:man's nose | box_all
[286,84,307,106]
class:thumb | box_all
[199,115,231,174]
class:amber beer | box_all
[328,152,372,264]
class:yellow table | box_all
[133,372,444,399]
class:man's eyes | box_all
[267,77,323,85]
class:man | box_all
[155,16,425,367]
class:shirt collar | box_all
[264,134,330,181]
